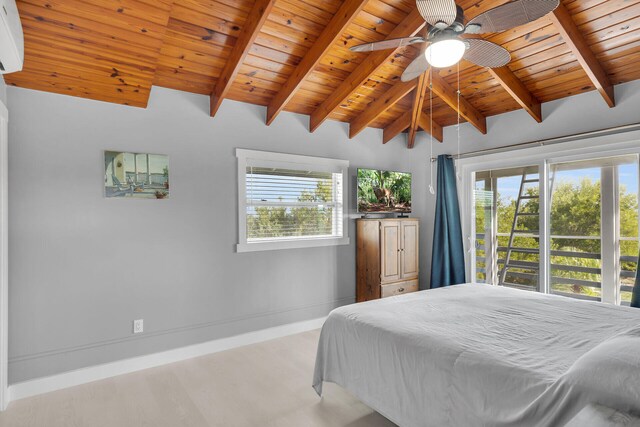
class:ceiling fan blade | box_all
[463,39,511,68]
[465,0,560,34]
[350,36,426,53]
[416,0,457,27]
[401,54,430,82]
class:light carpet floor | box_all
[0,329,397,427]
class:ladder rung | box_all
[523,179,539,183]
[512,230,539,234]
[519,195,539,199]
[515,212,538,216]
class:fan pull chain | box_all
[429,69,435,195]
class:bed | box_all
[313,284,640,427]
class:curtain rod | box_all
[430,122,640,162]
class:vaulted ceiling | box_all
[5,0,640,147]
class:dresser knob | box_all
[398,287,405,292]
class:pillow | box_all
[563,325,640,414]
[565,404,640,427]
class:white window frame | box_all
[236,149,350,253]
[458,129,640,304]
[0,98,8,410]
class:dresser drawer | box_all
[381,279,418,298]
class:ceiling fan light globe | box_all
[425,39,466,68]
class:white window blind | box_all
[237,149,349,252]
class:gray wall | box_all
[7,79,640,384]
[435,79,640,150]
[6,86,434,383]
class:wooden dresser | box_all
[356,218,419,302]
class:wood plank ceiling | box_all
[5,0,640,147]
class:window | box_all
[465,145,640,307]
[474,166,540,291]
[548,156,638,304]
[236,149,349,252]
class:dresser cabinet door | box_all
[401,221,419,280]
[380,221,401,283]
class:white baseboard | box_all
[8,316,326,403]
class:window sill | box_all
[236,237,350,253]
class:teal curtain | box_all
[430,155,466,288]
[632,252,640,308]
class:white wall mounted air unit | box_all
[0,0,23,74]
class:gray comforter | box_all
[313,284,640,427]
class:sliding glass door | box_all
[472,154,639,306]
[620,159,639,305]
[549,155,638,305]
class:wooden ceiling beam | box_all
[349,80,417,139]
[209,0,276,117]
[431,72,487,134]
[309,8,426,132]
[548,2,615,108]
[383,111,413,144]
[488,66,542,123]
[418,111,443,143]
[383,110,443,144]
[407,72,430,148]
[265,0,368,125]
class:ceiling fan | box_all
[350,0,560,82]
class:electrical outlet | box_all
[133,319,144,334]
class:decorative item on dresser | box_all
[356,218,419,302]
